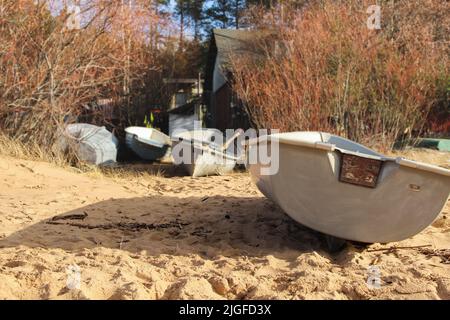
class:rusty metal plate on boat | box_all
[339,154,383,188]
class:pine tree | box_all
[186,0,206,40]
[205,0,232,29]
[174,0,191,49]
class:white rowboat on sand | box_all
[245,131,450,243]
[171,129,242,177]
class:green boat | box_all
[414,138,450,152]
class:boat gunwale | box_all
[172,138,240,161]
[125,127,172,148]
[244,133,450,177]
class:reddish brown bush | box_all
[0,0,168,147]
[231,0,449,150]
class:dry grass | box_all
[0,133,68,167]
[0,133,168,181]
[91,165,166,181]
[388,149,450,169]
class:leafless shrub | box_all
[0,0,168,151]
[231,0,449,151]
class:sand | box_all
[0,153,449,300]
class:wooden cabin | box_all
[204,29,259,132]
[165,78,204,136]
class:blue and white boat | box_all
[125,127,172,161]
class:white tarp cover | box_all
[60,123,118,165]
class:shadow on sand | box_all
[0,195,346,258]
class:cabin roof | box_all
[205,28,266,91]
[213,29,261,59]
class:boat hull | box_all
[172,140,236,177]
[61,124,118,165]
[124,127,171,161]
[125,134,170,161]
[246,132,450,243]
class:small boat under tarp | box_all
[244,131,450,243]
[59,123,118,165]
[125,127,171,161]
[171,129,242,177]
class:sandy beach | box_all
[0,152,449,300]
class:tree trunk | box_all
[235,0,239,29]
[179,8,184,50]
